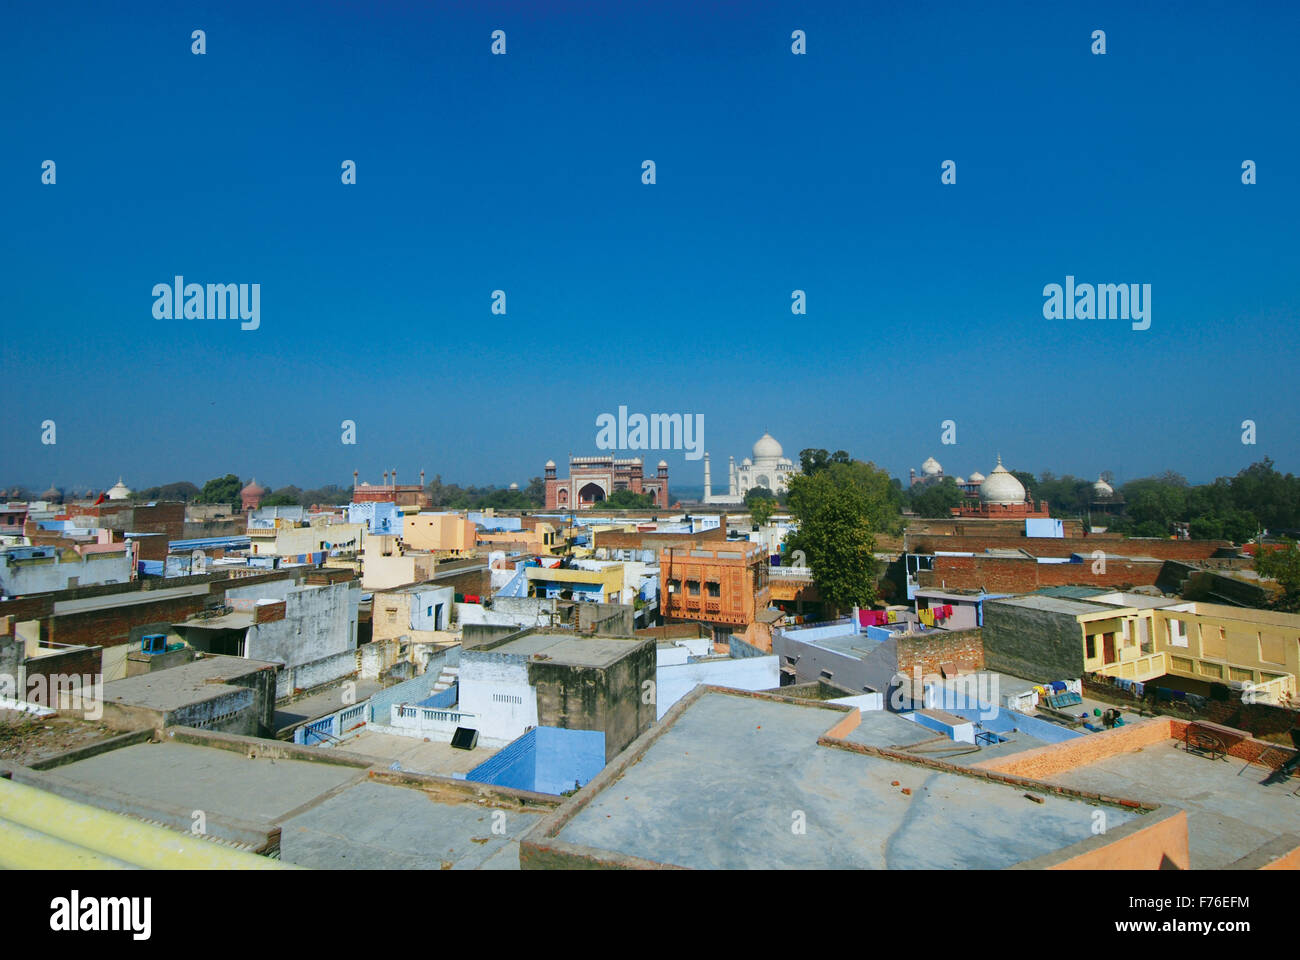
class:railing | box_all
[1096,651,1168,682]
[391,703,476,730]
[768,566,815,580]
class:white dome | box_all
[742,457,752,466]
[752,433,783,461]
[954,477,966,485]
[979,457,1026,505]
[509,482,519,491]
[968,471,985,484]
[107,477,132,500]
[921,456,942,476]
[1093,475,1114,498]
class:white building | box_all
[703,433,799,504]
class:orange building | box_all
[659,541,770,632]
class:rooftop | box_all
[101,654,277,713]
[1047,738,1300,869]
[483,632,643,669]
[529,691,1147,869]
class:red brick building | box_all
[545,457,669,510]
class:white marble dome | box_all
[968,470,986,484]
[921,456,942,476]
[107,477,132,500]
[752,433,783,461]
[979,457,1026,505]
[1093,475,1114,499]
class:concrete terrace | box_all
[5,726,560,868]
[486,632,640,668]
[1047,738,1300,869]
[525,690,1151,869]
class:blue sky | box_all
[3,0,1297,493]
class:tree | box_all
[908,477,962,518]
[132,481,200,502]
[746,487,777,527]
[197,474,243,504]
[1255,539,1300,612]
[784,459,897,610]
[261,487,301,507]
[601,490,655,510]
[799,449,830,475]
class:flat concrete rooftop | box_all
[102,655,277,712]
[50,741,360,825]
[989,595,1108,616]
[485,632,640,668]
[547,692,1140,869]
[341,730,501,776]
[279,780,539,870]
[1047,739,1300,869]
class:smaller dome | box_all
[921,456,942,476]
[658,459,668,468]
[1093,475,1114,498]
[107,477,132,500]
[979,456,1027,505]
[42,484,62,502]
[968,471,985,484]
[742,457,753,467]
[545,460,556,469]
[241,478,266,496]
[509,482,519,491]
[954,477,966,485]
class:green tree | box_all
[197,474,243,504]
[601,489,656,510]
[1255,539,1300,612]
[746,487,777,527]
[784,459,897,610]
[261,487,300,507]
[907,477,962,518]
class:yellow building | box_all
[476,522,561,554]
[524,564,624,604]
[247,518,363,558]
[1079,594,1299,705]
[402,513,477,555]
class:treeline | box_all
[1025,459,1297,542]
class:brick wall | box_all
[973,716,1174,779]
[1166,718,1299,770]
[896,627,984,676]
[907,533,1228,561]
[919,554,1164,593]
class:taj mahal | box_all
[702,433,799,504]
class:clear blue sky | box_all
[3,0,1297,493]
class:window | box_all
[706,581,720,598]
[687,580,700,596]
[1085,634,1096,660]
[1168,618,1188,647]
[668,579,680,594]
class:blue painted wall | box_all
[465,726,606,795]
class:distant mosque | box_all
[703,433,799,504]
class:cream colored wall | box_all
[403,514,475,553]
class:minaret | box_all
[729,456,736,497]
[703,452,712,502]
